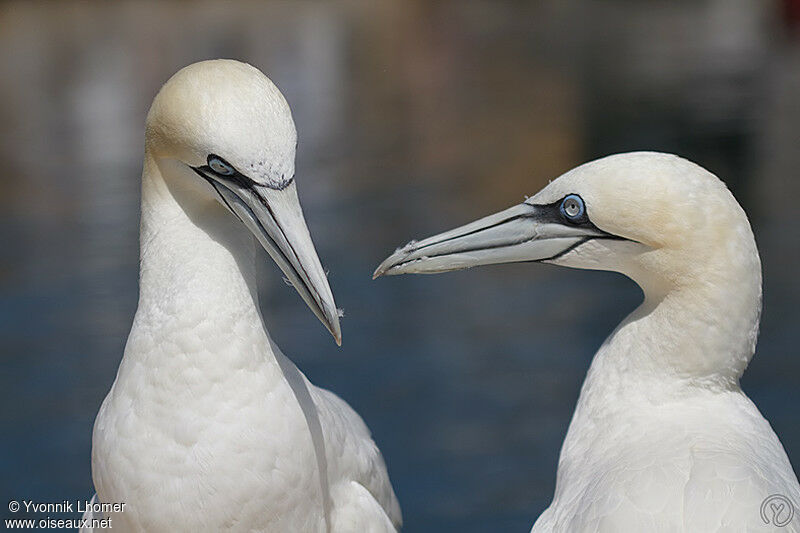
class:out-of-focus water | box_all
[1,1,799,531]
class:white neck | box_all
[623,240,761,381]
[102,154,335,529]
[125,153,273,373]
[551,257,763,505]
[141,153,257,306]
[566,242,762,430]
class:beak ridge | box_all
[208,176,342,345]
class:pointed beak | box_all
[374,201,614,278]
[201,172,341,345]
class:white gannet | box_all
[83,60,401,532]
[375,152,799,532]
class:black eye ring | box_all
[207,155,236,176]
[560,194,586,223]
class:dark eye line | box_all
[523,196,631,243]
[203,154,259,188]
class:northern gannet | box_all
[84,60,401,532]
[375,152,799,532]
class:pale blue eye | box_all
[208,155,235,176]
[560,194,585,221]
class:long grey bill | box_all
[374,201,608,278]
[211,178,342,345]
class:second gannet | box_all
[84,60,401,532]
[375,152,799,532]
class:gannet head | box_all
[375,151,760,317]
[145,59,341,344]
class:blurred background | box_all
[1,0,799,531]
